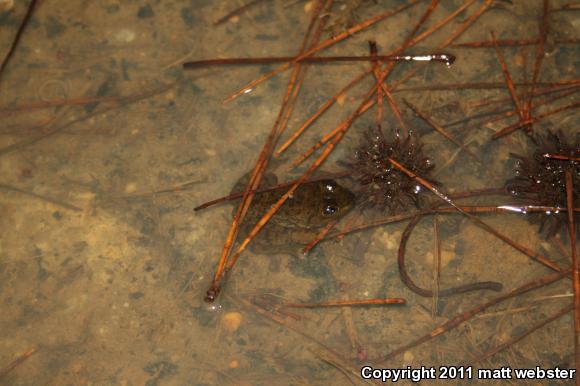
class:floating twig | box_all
[183,53,454,69]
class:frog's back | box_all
[229,172,354,254]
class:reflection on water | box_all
[0,0,578,385]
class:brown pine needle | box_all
[222,0,421,103]
[184,53,454,68]
[283,298,406,308]
[302,218,339,255]
[382,87,410,137]
[468,83,580,109]
[467,86,580,130]
[388,158,564,273]
[276,70,369,155]
[405,0,477,49]
[291,96,374,168]
[274,0,332,141]
[545,153,580,162]
[432,215,442,316]
[194,172,349,211]
[491,31,526,124]
[227,133,346,270]
[374,268,571,364]
[234,295,350,364]
[524,0,550,132]
[439,0,494,48]
[403,98,479,160]
[276,0,441,156]
[205,1,328,301]
[395,80,580,92]
[283,0,480,163]
[492,100,580,139]
[472,304,573,365]
[450,37,579,48]
[326,204,580,242]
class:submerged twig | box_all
[0,347,39,380]
[0,183,82,212]
[0,82,176,157]
[213,0,269,26]
[472,304,573,365]
[0,0,38,88]
[375,269,571,364]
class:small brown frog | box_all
[231,173,355,254]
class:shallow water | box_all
[0,0,579,385]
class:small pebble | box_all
[115,29,136,43]
[336,93,346,106]
[0,0,13,12]
[222,311,243,333]
[124,183,137,193]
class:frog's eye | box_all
[324,182,337,192]
[323,201,339,216]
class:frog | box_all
[230,172,355,255]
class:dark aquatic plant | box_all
[505,131,580,238]
[347,127,435,214]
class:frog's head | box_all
[314,179,355,223]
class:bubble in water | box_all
[204,301,223,313]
